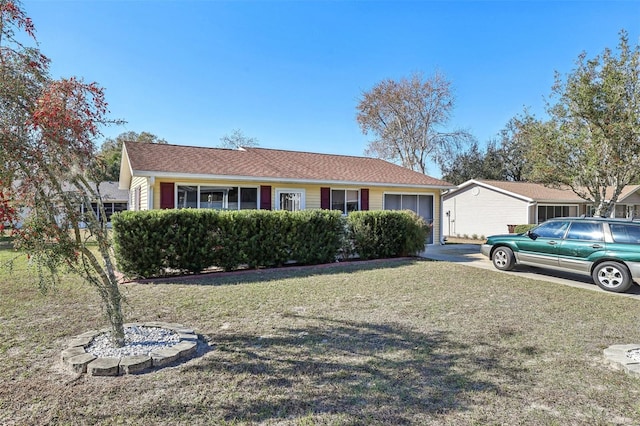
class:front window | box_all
[277,191,304,211]
[384,193,434,244]
[134,186,141,211]
[177,185,198,208]
[176,185,258,210]
[200,187,225,209]
[80,201,128,222]
[111,202,127,219]
[614,204,640,219]
[537,205,578,223]
[331,189,359,214]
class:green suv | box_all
[481,217,640,293]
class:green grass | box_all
[2,249,640,425]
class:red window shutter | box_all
[160,182,175,209]
[260,185,272,210]
[360,188,369,211]
[320,187,331,209]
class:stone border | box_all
[603,344,640,377]
[61,322,206,376]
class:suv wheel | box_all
[592,261,633,293]
[492,247,515,271]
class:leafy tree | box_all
[526,30,640,217]
[442,112,537,185]
[356,71,473,174]
[497,114,535,182]
[218,128,259,149]
[97,131,167,182]
[0,1,126,345]
[441,141,505,185]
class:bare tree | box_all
[219,129,259,149]
[356,71,473,174]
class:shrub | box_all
[112,209,220,278]
[513,224,536,234]
[112,209,428,279]
[346,210,429,260]
[112,209,346,278]
[286,210,345,265]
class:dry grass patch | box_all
[2,251,640,425]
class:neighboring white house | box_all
[7,181,128,229]
[442,179,640,238]
[77,181,129,225]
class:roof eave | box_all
[130,170,454,190]
[535,199,588,204]
[118,144,133,190]
[449,179,535,202]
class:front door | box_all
[276,190,305,211]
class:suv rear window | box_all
[565,222,604,241]
[609,223,640,244]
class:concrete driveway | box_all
[420,243,640,299]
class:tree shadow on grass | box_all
[136,316,532,424]
[135,258,425,287]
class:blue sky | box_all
[24,0,640,177]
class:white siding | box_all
[443,185,530,238]
[621,192,640,204]
[130,176,148,211]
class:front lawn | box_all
[2,250,640,425]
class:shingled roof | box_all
[453,179,640,203]
[121,142,454,188]
[476,180,585,202]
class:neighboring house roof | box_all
[61,181,129,202]
[120,142,454,189]
[93,181,129,201]
[447,179,586,203]
[447,179,640,204]
[611,185,640,202]
[478,180,585,203]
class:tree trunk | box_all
[81,244,126,347]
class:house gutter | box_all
[131,170,456,191]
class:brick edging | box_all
[61,322,209,376]
[121,257,420,285]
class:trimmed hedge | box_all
[112,209,345,278]
[112,209,428,279]
[346,210,429,260]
